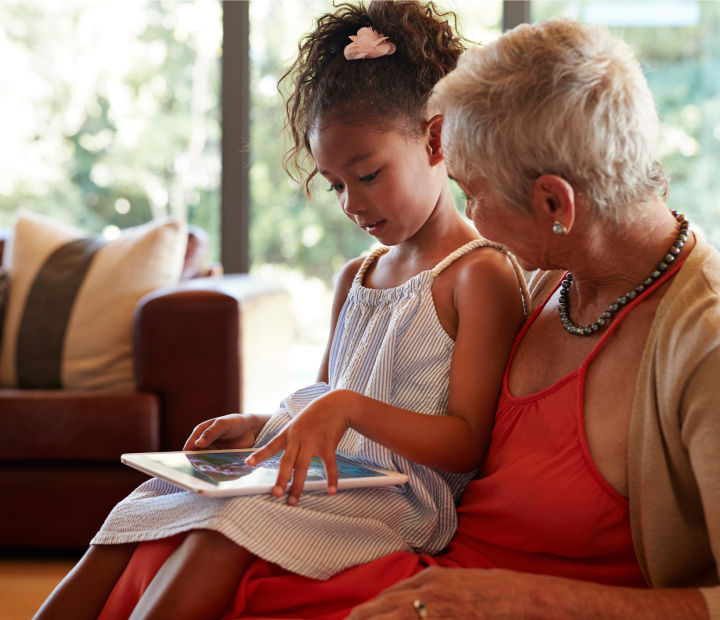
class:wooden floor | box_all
[0,556,77,619]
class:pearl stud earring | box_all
[552,221,567,235]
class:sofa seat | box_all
[0,464,149,548]
[0,390,160,461]
[0,391,160,547]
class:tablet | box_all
[121,449,409,497]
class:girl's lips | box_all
[362,219,386,235]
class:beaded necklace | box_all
[558,210,689,336]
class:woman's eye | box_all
[359,170,379,183]
[327,183,344,193]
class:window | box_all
[4,0,718,399]
[532,1,720,245]
[0,0,222,254]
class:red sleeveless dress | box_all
[99,265,685,619]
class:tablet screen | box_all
[143,451,385,491]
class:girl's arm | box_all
[314,256,365,384]
[183,258,364,452]
[248,250,524,504]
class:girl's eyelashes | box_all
[326,169,379,192]
[359,170,379,184]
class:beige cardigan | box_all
[526,236,720,618]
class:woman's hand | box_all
[183,413,267,451]
[347,567,529,619]
[347,566,709,619]
[245,390,355,505]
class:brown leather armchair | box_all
[0,232,290,550]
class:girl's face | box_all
[309,117,444,246]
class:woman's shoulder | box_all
[657,235,720,327]
[645,235,720,381]
[690,234,720,292]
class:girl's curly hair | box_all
[280,0,465,195]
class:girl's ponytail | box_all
[281,0,465,195]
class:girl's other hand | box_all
[183,413,265,451]
[246,391,354,505]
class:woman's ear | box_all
[531,174,576,234]
[425,114,444,165]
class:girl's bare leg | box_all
[129,530,255,620]
[33,543,138,620]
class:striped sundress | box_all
[91,239,526,580]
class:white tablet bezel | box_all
[121,449,408,497]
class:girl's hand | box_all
[246,391,354,505]
[183,413,265,451]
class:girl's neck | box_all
[389,182,477,264]
[368,183,476,289]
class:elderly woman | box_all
[349,18,720,619]
[52,18,718,620]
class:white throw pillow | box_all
[0,210,186,391]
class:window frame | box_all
[221,1,250,274]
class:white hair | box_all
[431,18,667,223]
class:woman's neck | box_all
[563,198,692,321]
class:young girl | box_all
[37,2,528,618]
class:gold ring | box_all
[413,599,428,619]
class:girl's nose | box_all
[342,191,364,216]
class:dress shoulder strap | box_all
[431,239,531,318]
[353,245,390,286]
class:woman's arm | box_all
[248,250,525,503]
[346,566,709,619]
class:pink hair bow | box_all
[344,27,396,60]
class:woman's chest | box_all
[505,304,656,497]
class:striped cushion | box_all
[0,210,186,391]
